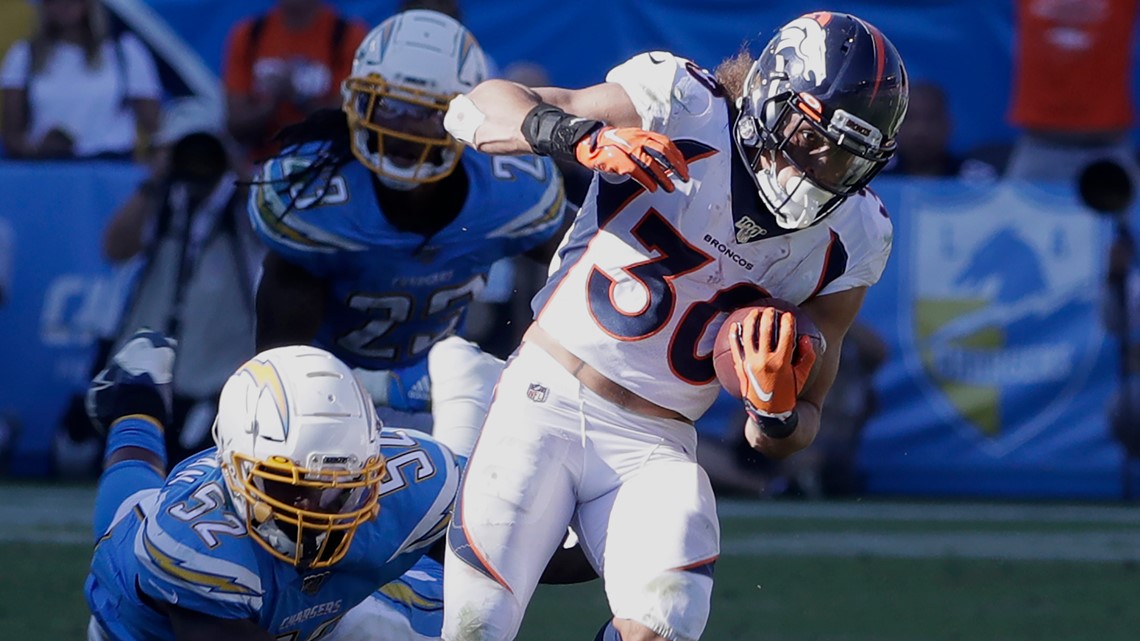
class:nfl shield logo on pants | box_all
[527,383,548,403]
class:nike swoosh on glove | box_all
[574,126,689,193]
[86,329,176,434]
[728,307,817,422]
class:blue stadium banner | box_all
[0,161,142,476]
[859,178,1133,499]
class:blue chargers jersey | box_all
[331,555,444,641]
[85,429,461,641]
[372,555,443,638]
[250,143,567,370]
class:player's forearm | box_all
[745,400,820,459]
[446,79,545,155]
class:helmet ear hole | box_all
[735,115,760,147]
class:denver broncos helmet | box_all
[734,12,908,229]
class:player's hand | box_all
[574,126,689,193]
[729,307,817,422]
[86,329,176,434]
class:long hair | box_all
[713,49,754,103]
[245,108,356,217]
[29,0,109,74]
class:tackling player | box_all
[250,10,569,457]
[83,330,461,641]
[439,12,907,641]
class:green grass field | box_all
[3,485,1138,641]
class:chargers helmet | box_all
[213,346,385,569]
[734,12,908,229]
[342,10,488,189]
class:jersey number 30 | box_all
[588,209,767,384]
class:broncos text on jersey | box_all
[532,52,893,421]
[249,143,567,371]
[85,429,460,641]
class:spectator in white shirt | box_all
[0,0,161,160]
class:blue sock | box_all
[594,620,622,641]
[93,416,167,539]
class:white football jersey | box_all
[532,52,893,420]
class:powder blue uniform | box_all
[331,555,444,641]
[249,144,566,372]
[85,428,460,641]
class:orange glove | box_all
[574,126,690,193]
[729,307,818,423]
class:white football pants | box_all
[442,342,719,641]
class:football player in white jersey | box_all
[438,11,907,641]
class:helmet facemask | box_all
[342,74,463,190]
[736,73,896,230]
[222,448,385,569]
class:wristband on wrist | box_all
[521,104,604,164]
[745,404,799,440]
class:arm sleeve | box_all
[222,21,254,96]
[0,41,29,89]
[119,33,162,100]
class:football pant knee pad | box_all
[612,567,714,641]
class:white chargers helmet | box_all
[213,346,385,569]
[342,10,488,189]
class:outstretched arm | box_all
[445,80,687,193]
[445,80,642,155]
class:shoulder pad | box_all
[249,151,367,255]
[133,474,263,616]
[483,155,567,241]
[605,51,720,133]
[377,429,462,559]
[818,189,894,296]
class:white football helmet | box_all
[342,10,488,189]
[213,346,385,569]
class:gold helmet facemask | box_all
[225,452,386,569]
[343,74,464,187]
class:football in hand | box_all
[712,299,826,399]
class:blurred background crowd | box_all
[1,0,1139,502]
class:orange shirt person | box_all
[1005,0,1139,183]
[1010,0,1137,135]
[222,0,366,162]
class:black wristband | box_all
[521,104,604,164]
[747,407,799,440]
